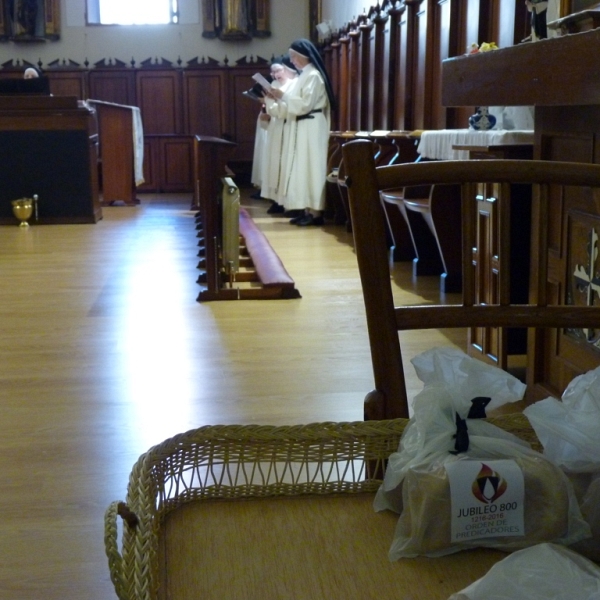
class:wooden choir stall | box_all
[442,24,600,401]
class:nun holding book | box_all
[266,38,336,226]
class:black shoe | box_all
[296,214,325,227]
[284,209,304,218]
[250,190,262,199]
[289,212,307,224]
[267,202,285,214]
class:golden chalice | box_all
[11,197,34,227]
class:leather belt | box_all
[296,109,323,122]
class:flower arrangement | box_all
[468,41,499,54]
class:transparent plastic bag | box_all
[448,543,600,600]
[375,348,590,559]
[524,366,600,559]
[524,365,600,473]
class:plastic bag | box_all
[448,543,600,600]
[375,348,590,559]
[524,369,600,560]
[524,365,600,472]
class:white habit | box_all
[260,76,296,201]
[275,63,330,211]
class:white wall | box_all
[0,0,310,68]
[320,0,371,30]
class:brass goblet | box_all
[11,198,34,227]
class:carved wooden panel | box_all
[391,5,409,130]
[411,0,432,130]
[360,21,375,131]
[338,36,350,131]
[47,71,86,99]
[373,10,391,130]
[182,70,227,137]
[324,44,339,130]
[227,68,265,162]
[139,138,160,192]
[160,136,194,192]
[530,115,600,398]
[136,70,182,134]
[430,0,461,129]
[89,70,136,105]
[139,135,193,192]
[349,29,361,131]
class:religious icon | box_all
[17,0,38,36]
[0,0,60,40]
[222,0,250,39]
[201,0,270,40]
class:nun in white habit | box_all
[267,38,336,226]
[260,55,298,211]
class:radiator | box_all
[221,177,240,275]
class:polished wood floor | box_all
[0,192,465,599]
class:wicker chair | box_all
[343,138,600,420]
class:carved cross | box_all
[573,227,600,343]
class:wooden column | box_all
[389,3,409,130]
[359,18,375,131]
[372,7,391,131]
[349,24,361,131]
[327,37,341,131]
[338,33,351,131]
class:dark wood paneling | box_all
[391,5,410,130]
[533,111,600,397]
[160,136,194,192]
[139,138,160,192]
[183,70,227,137]
[443,28,600,108]
[411,0,432,129]
[338,35,350,131]
[349,28,361,131]
[140,135,194,192]
[227,68,266,162]
[373,10,391,130]
[136,70,182,134]
[47,71,87,99]
[88,70,136,105]
[360,20,375,130]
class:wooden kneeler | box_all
[194,135,300,301]
[197,209,301,301]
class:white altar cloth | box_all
[417,129,534,161]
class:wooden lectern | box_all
[88,100,144,206]
[0,96,101,225]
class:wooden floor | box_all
[0,191,465,600]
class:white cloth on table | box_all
[417,129,534,161]
[275,63,331,211]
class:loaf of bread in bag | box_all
[393,453,570,557]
